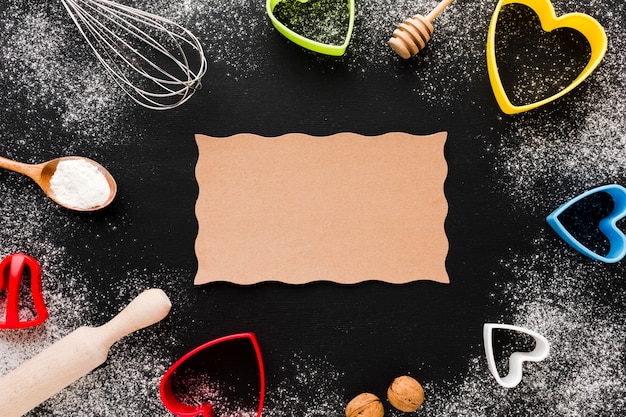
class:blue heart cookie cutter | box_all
[546,184,626,263]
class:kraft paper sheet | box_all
[194,132,449,285]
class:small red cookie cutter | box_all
[160,332,265,417]
[0,253,48,329]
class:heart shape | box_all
[483,323,550,388]
[547,184,626,263]
[266,0,355,56]
[0,253,48,329]
[160,333,265,417]
[486,0,607,114]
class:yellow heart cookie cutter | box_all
[486,0,607,114]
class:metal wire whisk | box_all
[60,0,208,110]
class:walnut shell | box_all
[345,392,384,417]
[387,375,424,412]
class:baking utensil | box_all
[60,0,208,110]
[388,0,454,59]
[487,0,607,114]
[266,0,355,56]
[0,155,117,212]
[547,184,626,263]
[160,332,265,417]
[0,288,171,417]
[483,323,550,388]
[0,253,48,329]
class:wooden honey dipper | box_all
[389,0,455,59]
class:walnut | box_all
[387,375,424,412]
[345,392,384,417]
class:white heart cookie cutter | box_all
[483,323,550,388]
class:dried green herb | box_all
[273,0,350,46]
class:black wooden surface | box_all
[0,0,624,416]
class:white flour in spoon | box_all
[49,159,110,210]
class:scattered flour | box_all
[491,0,626,206]
[168,367,258,417]
[264,353,346,417]
[49,159,111,210]
[467,1,626,415]
[146,0,489,108]
[0,0,624,416]
[418,242,626,416]
[0,2,169,415]
[0,1,131,151]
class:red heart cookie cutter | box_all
[0,253,48,329]
[160,332,265,417]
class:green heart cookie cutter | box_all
[266,0,355,56]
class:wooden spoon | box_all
[0,155,117,211]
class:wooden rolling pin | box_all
[0,288,172,417]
